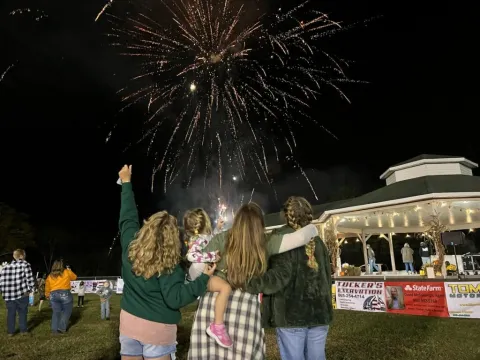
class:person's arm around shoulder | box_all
[246,252,293,295]
[118,165,141,252]
[159,264,215,310]
[267,224,318,255]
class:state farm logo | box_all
[404,284,442,291]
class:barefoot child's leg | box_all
[206,275,233,348]
[208,276,231,324]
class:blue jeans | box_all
[404,262,414,272]
[6,296,29,334]
[120,335,176,359]
[368,259,380,273]
[101,299,110,319]
[276,326,329,360]
[50,290,73,332]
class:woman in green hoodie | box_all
[247,196,333,360]
[117,165,216,360]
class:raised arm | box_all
[66,268,77,281]
[267,224,318,255]
[159,265,210,309]
[118,165,140,251]
[246,252,293,295]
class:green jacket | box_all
[119,183,209,324]
[247,226,333,328]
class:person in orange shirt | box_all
[45,260,77,335]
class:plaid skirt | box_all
[188,290,265,360]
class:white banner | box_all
[116,278,124,294]
[445,282,480,318]
[70,280,107,294]
[335,281,386,312]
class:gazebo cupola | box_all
[380,155,478,186]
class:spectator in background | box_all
[37,274,47,311]
[401,243,415,274]
[96,281,113,320]
[0,249,35,336]
[419,242,431,265]
[367,245,380,273]
[45,260,77,335]
[77,281,85,308]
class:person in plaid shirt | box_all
[0,249,35,336]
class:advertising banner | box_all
[332,284,336,309]
[445,282,480,318]
[70,280,106,294]
[385,282,448,317]
[335,281,386,312]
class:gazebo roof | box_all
[265,175,480,228]
[391,154,462,167]
[380,154,477,181]
[324,175,480,212]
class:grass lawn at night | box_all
[1,295,480,360]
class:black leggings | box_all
[78,296,84,306]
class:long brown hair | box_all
[283,196,318,270]
[128,211,181,279]
[225,202,268,290]
[50,260,65,278]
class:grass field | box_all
[1,294,480,360]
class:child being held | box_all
[96,281,113,320]
[184,209,232,348]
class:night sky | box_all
[0,0,478,267]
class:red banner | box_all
[384,282,448,317]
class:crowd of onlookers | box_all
[0,164,334,360]
[0,252,114,337]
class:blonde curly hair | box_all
[128,211,181,279]
[283,196,318,271]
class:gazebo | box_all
[265,154,480,275]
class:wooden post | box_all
[388,232,397,272]
[361,231,369,274]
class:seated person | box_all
[445,261,457,275]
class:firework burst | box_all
[104,0,357,196]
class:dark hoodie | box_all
[419,243,431,257]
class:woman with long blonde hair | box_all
[117,165,215,360]
[247,196,333,360]
[45,259,77,334]
[187,201,319,359]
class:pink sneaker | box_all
[206,323,233,348]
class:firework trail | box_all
[0,63,16,83]
[104,0,359,196]
[95,0,114,22]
